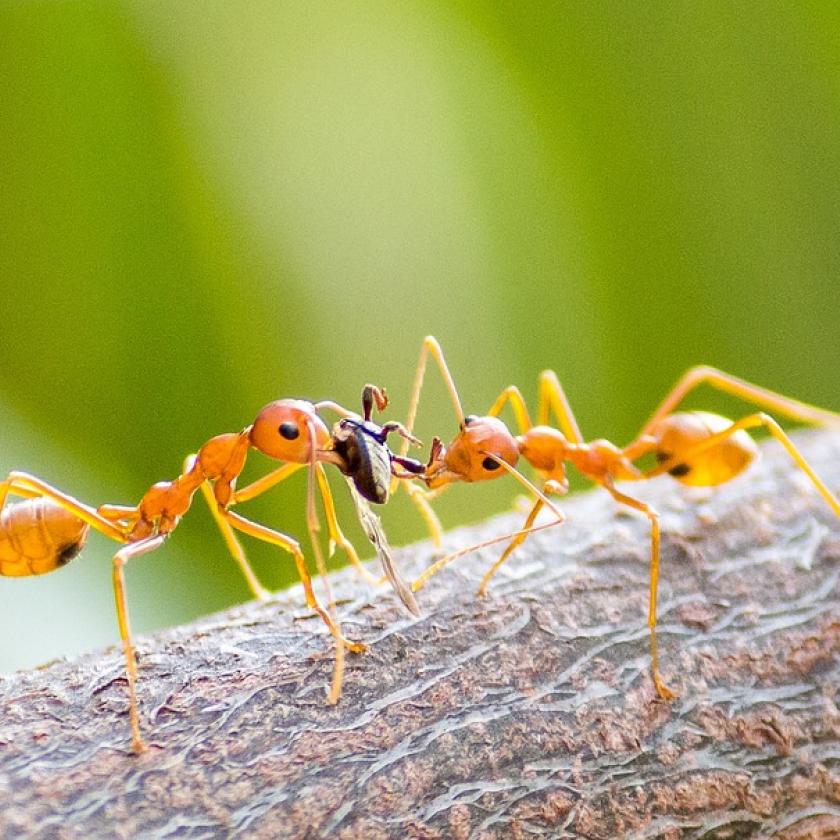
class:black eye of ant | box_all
[464,415,478,426]
[482,456,501,471]
[278,422,300,440]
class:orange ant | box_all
[0,385,423,753]
[399,336,840,699]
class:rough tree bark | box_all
[1,431,839,840]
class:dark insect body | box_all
[328,384,425,504]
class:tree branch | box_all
[1,430,839,839]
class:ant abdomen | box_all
[0,498,90,577]
[651,411,758,486]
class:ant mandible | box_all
[0,385,423,753]
[399,336,840,699]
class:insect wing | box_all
[347,480,420,616]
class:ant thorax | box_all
[519,425,571,480]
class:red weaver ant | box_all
[0,385,423,752]
[401,337,840,699]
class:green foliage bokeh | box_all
[1,1,838,671]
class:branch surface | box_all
[1,431,839,840]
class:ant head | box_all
[425,415,519,488]
[250,399,331,462]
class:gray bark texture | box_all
[1,430,839,840]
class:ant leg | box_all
[647,413,840,517]
[478,452,568,597]
[474,470,569,595]
[480,454,566,522]
[96,505,142,538]
[635,366,840,443]
[394,337,468,540]
[231,463,306,505]
[181,455,270,601]
[96,504,137,520]
[316,385,388,423]
[620,437,658,463]
[412,510,561,593]
[0,472,128,541]
[111,533,168,754]
[477,498,545,596]
[399,479,447,548]
[305,419,347,704]
[0,480,38,507]
[485,373,584,442]
[313,400,356,420]
[220,510,360,704]
[212,461,307,599]
[199,481,270,601]
[536,370,584,443]
[403,336,467,446]
[412,456,565,593]
[601,481,674,701]
[398,432,448,546]
[407,483,447,547]
[220,510,366,651]
[314,464,379,585]
[486,385,533,434]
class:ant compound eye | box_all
[464,415,478,426]
[482,456,501,471]
[279,422,301,440]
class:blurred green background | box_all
[1,2,838,672]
